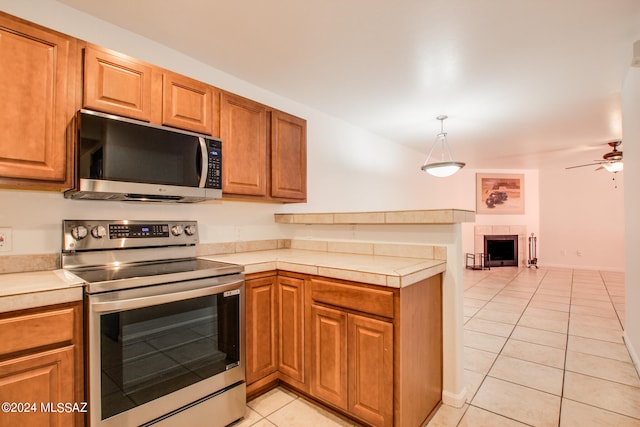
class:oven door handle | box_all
[89,277,244,313]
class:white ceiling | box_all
[59,0,640,169]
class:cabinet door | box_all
[220,92,267,196]
[0,346,76,427]
[310,304,348,410]
[162,71,217,135]
[277,276,305,383]
[271,110,307,201]
[245,276,278,383]
[0,13,76,188]
[83,45,154,122]
[348,314,393,427]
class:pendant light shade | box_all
[421,115,465,177]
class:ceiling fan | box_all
[566,141,623,173]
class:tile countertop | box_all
[0,247,446,313]
[200,248,446,288]
[0,270,84,313]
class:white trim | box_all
[540,263,626,273]
[624,331,640,378]
[442,387,467,408]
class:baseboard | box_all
[623,331,640,377]
[540,262,625,272]
[442,386,467,408]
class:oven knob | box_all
[91,225,107,239]
[184,225,196,236]
[171,225,183,236]
[70,225,88,240]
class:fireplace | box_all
[484,235,518,267]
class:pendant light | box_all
[421,115,465,177]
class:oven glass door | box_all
[88,276,244,425]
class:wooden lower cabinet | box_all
[277,275,305,386]
[0,301,84,427]
[245,274,278,384]
[309,304,393,427]
[246,273,307,396]
[310,304,347,410]
[0,347,76,427]
[245,272,442,427]
[348,314,393,427]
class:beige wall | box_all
[623,65,640,371]
[539,166,625,271]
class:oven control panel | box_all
[62,220,199,251]
[109,224,170,239]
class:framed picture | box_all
[476,173,525,214]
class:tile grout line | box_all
[556,268,575,427]
[599,270,625,331]
[459,267,551,426]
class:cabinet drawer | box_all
[310,278,394,319]
[0,307,76,357]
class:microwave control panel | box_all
[206,139,222,189]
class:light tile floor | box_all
[234,267,640,426]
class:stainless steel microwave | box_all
[65,109,222,203]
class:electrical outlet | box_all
[0,227,12,252]
[577,250,583,257]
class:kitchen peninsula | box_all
[202,208,474,426]
[0,209,472,427]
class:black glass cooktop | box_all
[70,259,239,284]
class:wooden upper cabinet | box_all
[83,44,153,122]
[220,92,307,202]
[271,110,307,201]
[220,91,268,196]
[162,71,218,135]
[0,12,76,188]
[83,45,218,135]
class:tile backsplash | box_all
[0,238,445,275]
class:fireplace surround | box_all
[474,225,526,267]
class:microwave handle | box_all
[198,136,208,188]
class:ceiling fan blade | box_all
[565,162,602,169]
[594,166,604,171]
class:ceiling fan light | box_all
[421,161,466,177]
[603,161,623,173]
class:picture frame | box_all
[476,173,525,214]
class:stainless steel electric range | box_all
[61,220,245,427]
